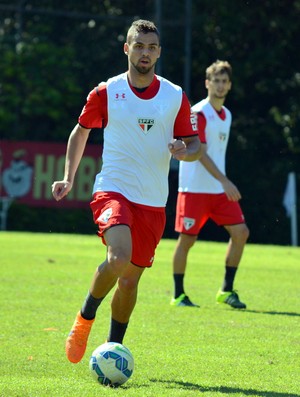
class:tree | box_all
[1,0,299,244]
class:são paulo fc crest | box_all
[183,217,195,231]
[98,208,112,224]
[219,132,227,141]
[138,118,154,134]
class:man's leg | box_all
[216,223,249,309]
[66,225,132,363]
[108,263,144,343]
[171,233,199,307]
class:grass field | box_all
[0,232,299,397]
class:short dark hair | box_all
[206,60,232,81]
[126,19,160,44]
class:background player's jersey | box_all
[79,73,197,207]
[178,97,231,194]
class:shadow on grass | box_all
[243,309,300,317]
[149,379,300,396]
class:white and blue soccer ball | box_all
[89,342,134,387]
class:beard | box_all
[131,59,156,75]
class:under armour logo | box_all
[115,93,126,100]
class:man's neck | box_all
[127,70,155,89]
[208,96,225,112]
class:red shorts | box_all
[175,192,245,235]
[90,192,166,267]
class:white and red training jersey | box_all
[178,97,232,194]
[79,73,197,207]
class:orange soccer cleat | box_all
[65,312,95,363]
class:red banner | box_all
[0,140,102,208]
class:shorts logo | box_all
[183,217,195,231]
[138,118,154,134]
[98,208,112,224]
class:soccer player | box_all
[171,60,249,309]
[52,19,200,364]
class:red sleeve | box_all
[173,92,198,138]
[197,111,207,143]
[78,84,108,129]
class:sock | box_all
[107,318,128,344]
[174,273,185,298]
[222,266,238,292]
[81,292,103,320]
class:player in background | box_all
[171,60,249,309]
[52,19,200,364]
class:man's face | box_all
[206,72,232,99]
[124,32,161,74]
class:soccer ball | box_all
[89,342,134,387]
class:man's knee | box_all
[241,224,250,242]
[231,224,249,244]
[107,249,131,275]
[118,275,139,293]
[178,233,197,251]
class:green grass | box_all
[0,232,299,397]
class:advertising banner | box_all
[0,140,102,208]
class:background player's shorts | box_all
[175,192,245,235]
[90,192,166,268]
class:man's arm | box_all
[52,124,91,201]
[200,143,241,201]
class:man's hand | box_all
[168,139,188,161]
[52,181,72,201]
[222,179,241,202]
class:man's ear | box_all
[124,43,129,55]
